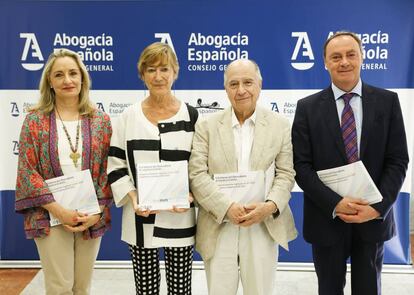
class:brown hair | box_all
[137,42,179,81]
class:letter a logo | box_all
[96,102,106,113]
[13,141,19,155]
[20,33,44,71]
[271,102,279,113]
[10,102,20,117]
[291,32,314,70]
[154,33,176,55]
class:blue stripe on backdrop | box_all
[1,0,414,90]
[1,190,410,264]
[1,191,39,260]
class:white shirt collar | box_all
[332,79,362,101]
[231,108,257,128]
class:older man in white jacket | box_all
[189,59,297,295]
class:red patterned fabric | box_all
[15,109,113,239]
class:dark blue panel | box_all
[279,192,313,262]
[1,191,39,260]
[383,192,411,264]
[1,190,409,263]
[1,0,413,90]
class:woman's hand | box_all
[63,212,101,232]
[43,202,79,226]
[169,192,194,213]
[128,190,159,217]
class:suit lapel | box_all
[360,83,376,159]
[321,88,348,162]
[250,107,267,170]
[218,108,238,171]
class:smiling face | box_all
[49,56,82,102]
[137,42,179,98]
[142,59,175,97]
[225,60,262,123]
[324,35,363,92]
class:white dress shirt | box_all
[57,119,82,175]
[231,109,256,172]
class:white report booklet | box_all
[214,161,275,204]
[317,161,383,204]
[136,161,190,210]
[45,169,100,226]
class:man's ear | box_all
[323,58,329,71]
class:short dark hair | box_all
[323,31,363,59]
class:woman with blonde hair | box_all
[15,48,112,294]
[108,42,198,295]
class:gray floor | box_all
[21,264,414,295]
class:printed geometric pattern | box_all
[341,93,359,163]
[129,245,161,295]
[165,246,193,295]
[129,244,193,295]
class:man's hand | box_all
[335,197,368,215]
[337,203,380,223]
[238,201,276,227]
[226,202,246,225]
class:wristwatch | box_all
[265,200,280,218]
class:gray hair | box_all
[223,59,263,86]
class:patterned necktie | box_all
[341,93,359,163]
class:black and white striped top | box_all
[108,101,198,248]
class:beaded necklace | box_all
[55,108,81,167]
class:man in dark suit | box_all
[292,31,409,295]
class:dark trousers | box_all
[312,227,384,295]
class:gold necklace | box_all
[55,108,81,167]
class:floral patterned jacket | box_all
[15,109,113,239]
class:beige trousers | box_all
[204,222,278,295]
[34,226,101,295]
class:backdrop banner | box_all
[1,0,413,263]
